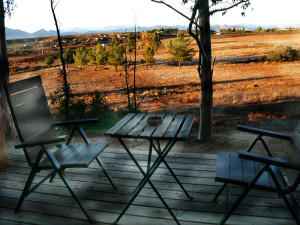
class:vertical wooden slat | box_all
[128,114,154,137]
[242,158,256,183]
[105,113,136,135]
[151,114,175,138]
[215,151,230,181]
[139,114,165,138]
[7,75,42,94]
[10,85,45,107]
[176,114,195,139]
[164,114,185,139]
[116,113,145,136]
[229,153,243,182]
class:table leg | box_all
[133,139,193,201]
[115,138,181,225]
[153,140,193,200]
[133,139,174,194]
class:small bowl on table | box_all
[147,116,163,126]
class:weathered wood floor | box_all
[0,147,298,225]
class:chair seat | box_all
[215,151,285,192]
[38,142,108,169]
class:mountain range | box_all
[6,24,300,40]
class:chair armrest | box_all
[239,151,300,171]
[237,124,291,140]
[54,118,98,126]
[15,136,66,148]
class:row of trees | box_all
[219,27,248,34]
[45,33,161,70]
[219,26,287,34]
[149,27,179,36]
[46,31,195,69]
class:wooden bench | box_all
[214,122,300,225]
[6,76,117,223]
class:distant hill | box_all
[6,28,57,39]
[6,24,300,39]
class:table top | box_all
[105,113,195,140]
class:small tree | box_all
[152,32,162,53]
[141,46,155,69]
[63,48,74,65]
[257,26,262,32]
[90,43,109,69]
[89,90,108,117]
[44,56,54,67]
[108,35,125,71]
[168,31,194,67]
[127,33,135,55]
[73,46,89,69]
[140,31,153,49]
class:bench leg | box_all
[226,184,231,213]
[96,157,117,190]
[44,147,95,223]
[15,167,37,212]
[268,167,300,225]
[15,149,45,212]
[58,170,96,223]
[213,183,227,202]
[219,165,267,225]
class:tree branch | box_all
[151,0,208,61]
[188,1,208,62]
[151,0,201,30]
[54,0,61,10]
[210,0,249,14]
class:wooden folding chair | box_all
[214,124,300,225]
[6,75,117,223]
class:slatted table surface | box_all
[105,113,195,140]
[1,147,299,225]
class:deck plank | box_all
[0,147,298,225]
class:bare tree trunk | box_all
[50,0,70,120]
[133,25,137,112]
[124,38,131,111]
[0,0,14,168]
[198,0,213,142]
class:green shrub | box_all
[161,88,168,95]
[44,56,54,67]
[267,46,300,62]
[89,90,108,117]
[50,86,87,120]
[70,98,87,120]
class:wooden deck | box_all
[0,147,298,225]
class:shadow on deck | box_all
[0,147,297,225]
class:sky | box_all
[5,0,300,33]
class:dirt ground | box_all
[6,32,300,157]
[6,116,298,159]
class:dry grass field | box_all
[9,32,300,122]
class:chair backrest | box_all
[284,121,300,191]
[6,76,56,166]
